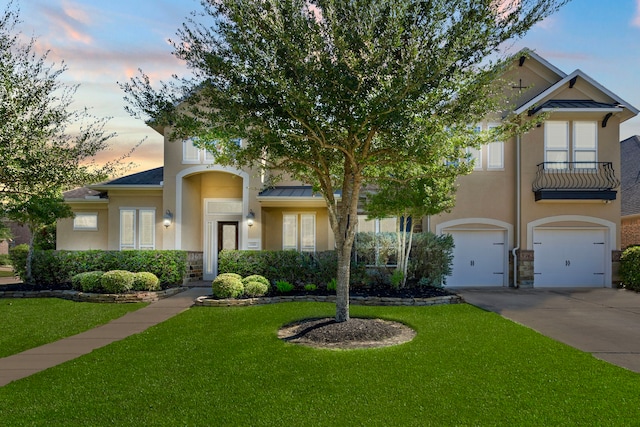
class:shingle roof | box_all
[63,187,104,200]
[621,136,640,216]
[102,167,164,186]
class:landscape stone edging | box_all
[0,287,187,303]
[195,294,463,307]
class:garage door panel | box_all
[446,230,506,287]
[534,229,606,287]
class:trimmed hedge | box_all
[212,273,244,298]
[133,272,161,291]
[11,249,187,287]
[218,250,360,288]
[71,271,105,293]
[620,246,640,291]
[101,270,135,293]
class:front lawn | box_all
[1,303,639,425]
[0,298,147,358]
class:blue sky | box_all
[12,0,640,173]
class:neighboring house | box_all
[621,135,640,249]
[58,49,638,287]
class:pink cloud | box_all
[39,1,94,45]
[634,0,640,27]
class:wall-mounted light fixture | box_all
[163,209,174,228]
[246,209,255,227]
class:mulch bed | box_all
[278,317,417,350]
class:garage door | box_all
[533,229,606,287]
[445,230,506,287]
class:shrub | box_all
[23,250,187,288]
[101,270,135,294]
[620,246,640,291]
[0,253,11,266]
[212,273,244,298]
[132,272,160,291]
[241,275,270,288]
[243,281,269,297]
[390,269,404,289]
[304,283,317,291]
[326,278,337,292]
[408,232,454,287]
[275,280,294,293]
[79,271,105,293]
[9,244,29,281]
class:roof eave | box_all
[88,184,164,191]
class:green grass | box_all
[1,303,639,426]
[0,298,147,358]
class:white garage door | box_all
[445,230,506,287]
[533,229,606,287]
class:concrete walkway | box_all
[0,287,209,387]
[457,287,640,373]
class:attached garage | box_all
[533,228,607,287]
[445,229,507,287]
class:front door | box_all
[218,222,239,253]
[204,221,239,280]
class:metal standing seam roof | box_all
[258,186,323,198]
[621,136,640,217]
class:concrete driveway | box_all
[456,287,640,373]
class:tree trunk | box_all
[26,227,35,285]
[335,244,351,322]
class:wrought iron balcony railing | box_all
[532,162,619,201]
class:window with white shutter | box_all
[300,214,316,252]
[282,214,298,250]
[139,210,155,250]
[120,208,155,250]
[120,209,136,250]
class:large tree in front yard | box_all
[1,2,129,282]
[122,0,568,322]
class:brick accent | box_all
[185,252,203,283]
[622,217,640,249]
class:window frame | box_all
[544,121,570,170]
[73,213,98,231]
[573,121,598,169]
[282,212,316,252]
[487,123,504,170]
[119,208,156,250]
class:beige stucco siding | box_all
[57,203,109,250]
[106,190,164,250]
[261,207,331,251]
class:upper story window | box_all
[466,123,504,170]
[120,208,155,250]
[183,138,242,164]
[73,213,98,231]
[544,121,597,169]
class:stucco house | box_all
[620,135,640,249]
[58,49,638,287]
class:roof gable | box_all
[514,69,639,122]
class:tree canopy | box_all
[1,2,129,281]
[123,0,569,321]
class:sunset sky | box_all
[12,0,640,175]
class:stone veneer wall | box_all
[0,287,187,303]
[185,252,203,284]
[517,250,535,287]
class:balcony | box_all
[532,162,619,201]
